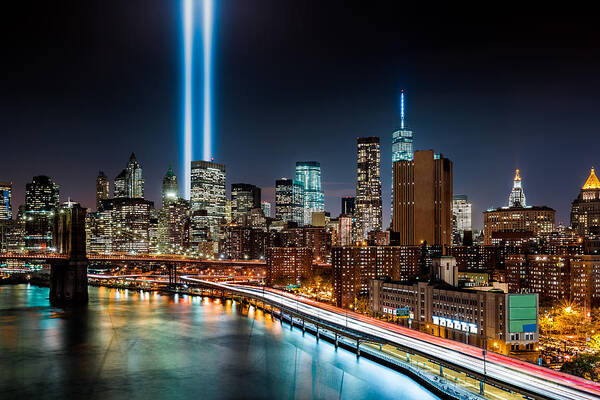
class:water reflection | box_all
[0,285,438,400]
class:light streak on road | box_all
[184,279,600,400]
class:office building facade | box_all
[190,160,226,242]
[275,178,304,225]
[571,167,600,237]
[452,194,472,244]
[162,165,178,206]
[0,181,12,220]
[261,200,271,218]
[24,176,60,252]
[231,183,261,222]
[355,137,382,239]
[114,153,144,199]
[295,161,325,225]
[393,150,453,247]
[95,172,109,210]
[341,196,355,216]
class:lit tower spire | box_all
[508,169,526,207]
[583,167,600,189]
[400,89,405,129]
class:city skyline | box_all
[3,4,600,229]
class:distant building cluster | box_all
[3,90,600,363]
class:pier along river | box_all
[0,284,438,400]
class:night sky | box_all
[3,3,600,229]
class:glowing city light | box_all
[183,0,193,199]
[202,0,214,162]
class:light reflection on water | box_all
[0,284,438,400]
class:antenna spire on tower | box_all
[400,89,405,130]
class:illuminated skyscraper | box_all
[355,137,382,239]
[24,176,60,251]
[231,183,261,221]
[158,198,190,254]
[295,161,324,225]
[261,200,271,218]
[275,178,304,225]
[95,172,109,210]
[191,160,226,243]
[391,90,414,214]
[509,169,526,207]
[393,150,453,247]
[571,167,600,237]
[162,165,178,206]
[0,181,12,220]
[114,153,144,199]
[452,194,472,244]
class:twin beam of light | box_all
[202,0,214,162]
[183,0,193,200]
[183,0,214,199]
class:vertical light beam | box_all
[202,0,214,161]
[183,0,193,199]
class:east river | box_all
[0,285,438,400]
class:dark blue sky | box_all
[3,2,600,229]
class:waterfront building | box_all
[0,181,12,220]
[275,178,304,225]
[570,167,600,237]
[220,225,267,260]
[110,198,154,254]
[24,175,59,252]
[190,160,226,242]
[0,218,25,252]
[162,165,178,206]
[341,196,355,216]
[231,183,261,222]
[452,195,472,245]
[157,198,190,254]
[295,161,324,225]
[261,200,271,218]
[332,245,422,308]
[95,172,109,211]
[369,278,539,360]
[355,137,382,240]
[393,150,453,247]
[281,226,332,263]
[266,247,313,285]
[86,206,113,254]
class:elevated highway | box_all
[184,278,600,400]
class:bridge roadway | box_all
[0,252,268,267]
[183,278,600,400]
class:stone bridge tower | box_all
[50,201,88,305]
